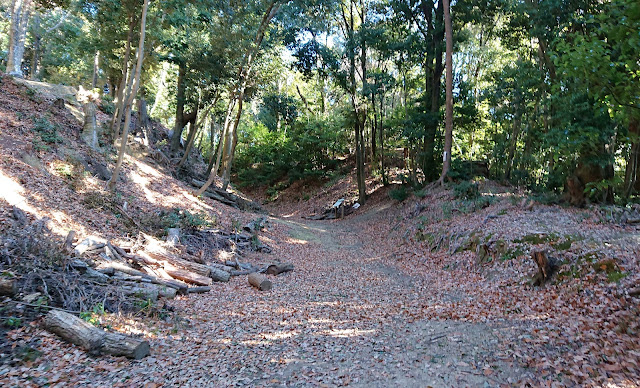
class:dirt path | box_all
[258,214,534,387]
[4,209,534,387]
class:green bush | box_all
[453,181,480,200]
[100,94,115,115]
[33,116,63,145]
[389,186,409,202]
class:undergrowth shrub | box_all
[141,208,216,236]
[389,186,409,202]
[32,117,63,151]
[453,181,480,200]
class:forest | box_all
[0,0,639,386]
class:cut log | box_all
[145,251,211,277]
[85,268,110,283]
[208,262,234,273]
[120,284,159,301]
[209,267,231,283]
[44,310,104,356]
[74,236,107,255]
[248,273,272,291]
[230,269,255,276]
[187,286,211,294]
[266,263,294,276]
[102,332,150,360]
[165,267,212,286]
[243,217,267,233]
[97,261,147,278]
[0,278,17,296]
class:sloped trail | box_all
[3,208,533,387]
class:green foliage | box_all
[155,208,216,232]
[388,186,409,202]
[100,94,115,115]
[235,114,347,188]
[80,303,106,326]
[452,181,480,200]
[32,117,63,149]
[4,316,22,328]
[607,271,628,283]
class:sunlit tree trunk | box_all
[150,61,169,117]
[110,16,135,138]
[438,0,453,184]
[504,111,522,181]
[108,0,149,191]
[30,11,40,80]
[92,51,100,89]
[6,0,33,78]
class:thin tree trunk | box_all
[92,51,100,89]
[30,11,40,80]
[504,111,522,181]
[150,61,169,116]
[196,96,236,196]
[380,90,386,185]
[438,0,453,184]
[107,0,149,191]
[624,119,640,197]
[218,1,281,191]
[110,16,135,137]
[178,103,216,169]
[171,63,187,152]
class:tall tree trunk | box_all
[30,11,40,80]
[624,118,640,197]
[178,102,216,169]
[150,61,169,116]
[92,51,100,89]
[420,0,445,182]
[110,16,135,137]
[197,96,236,196]
[438,0,453,183]
[504,111,522,181]
[379,90,386,185]
[216,1,281,192]
[171,63,187,152]
[107,0,149,191]
[6,0,33,78]
[136,97,150,147]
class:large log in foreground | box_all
[248,273,272,291]
[44,310,150,359]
